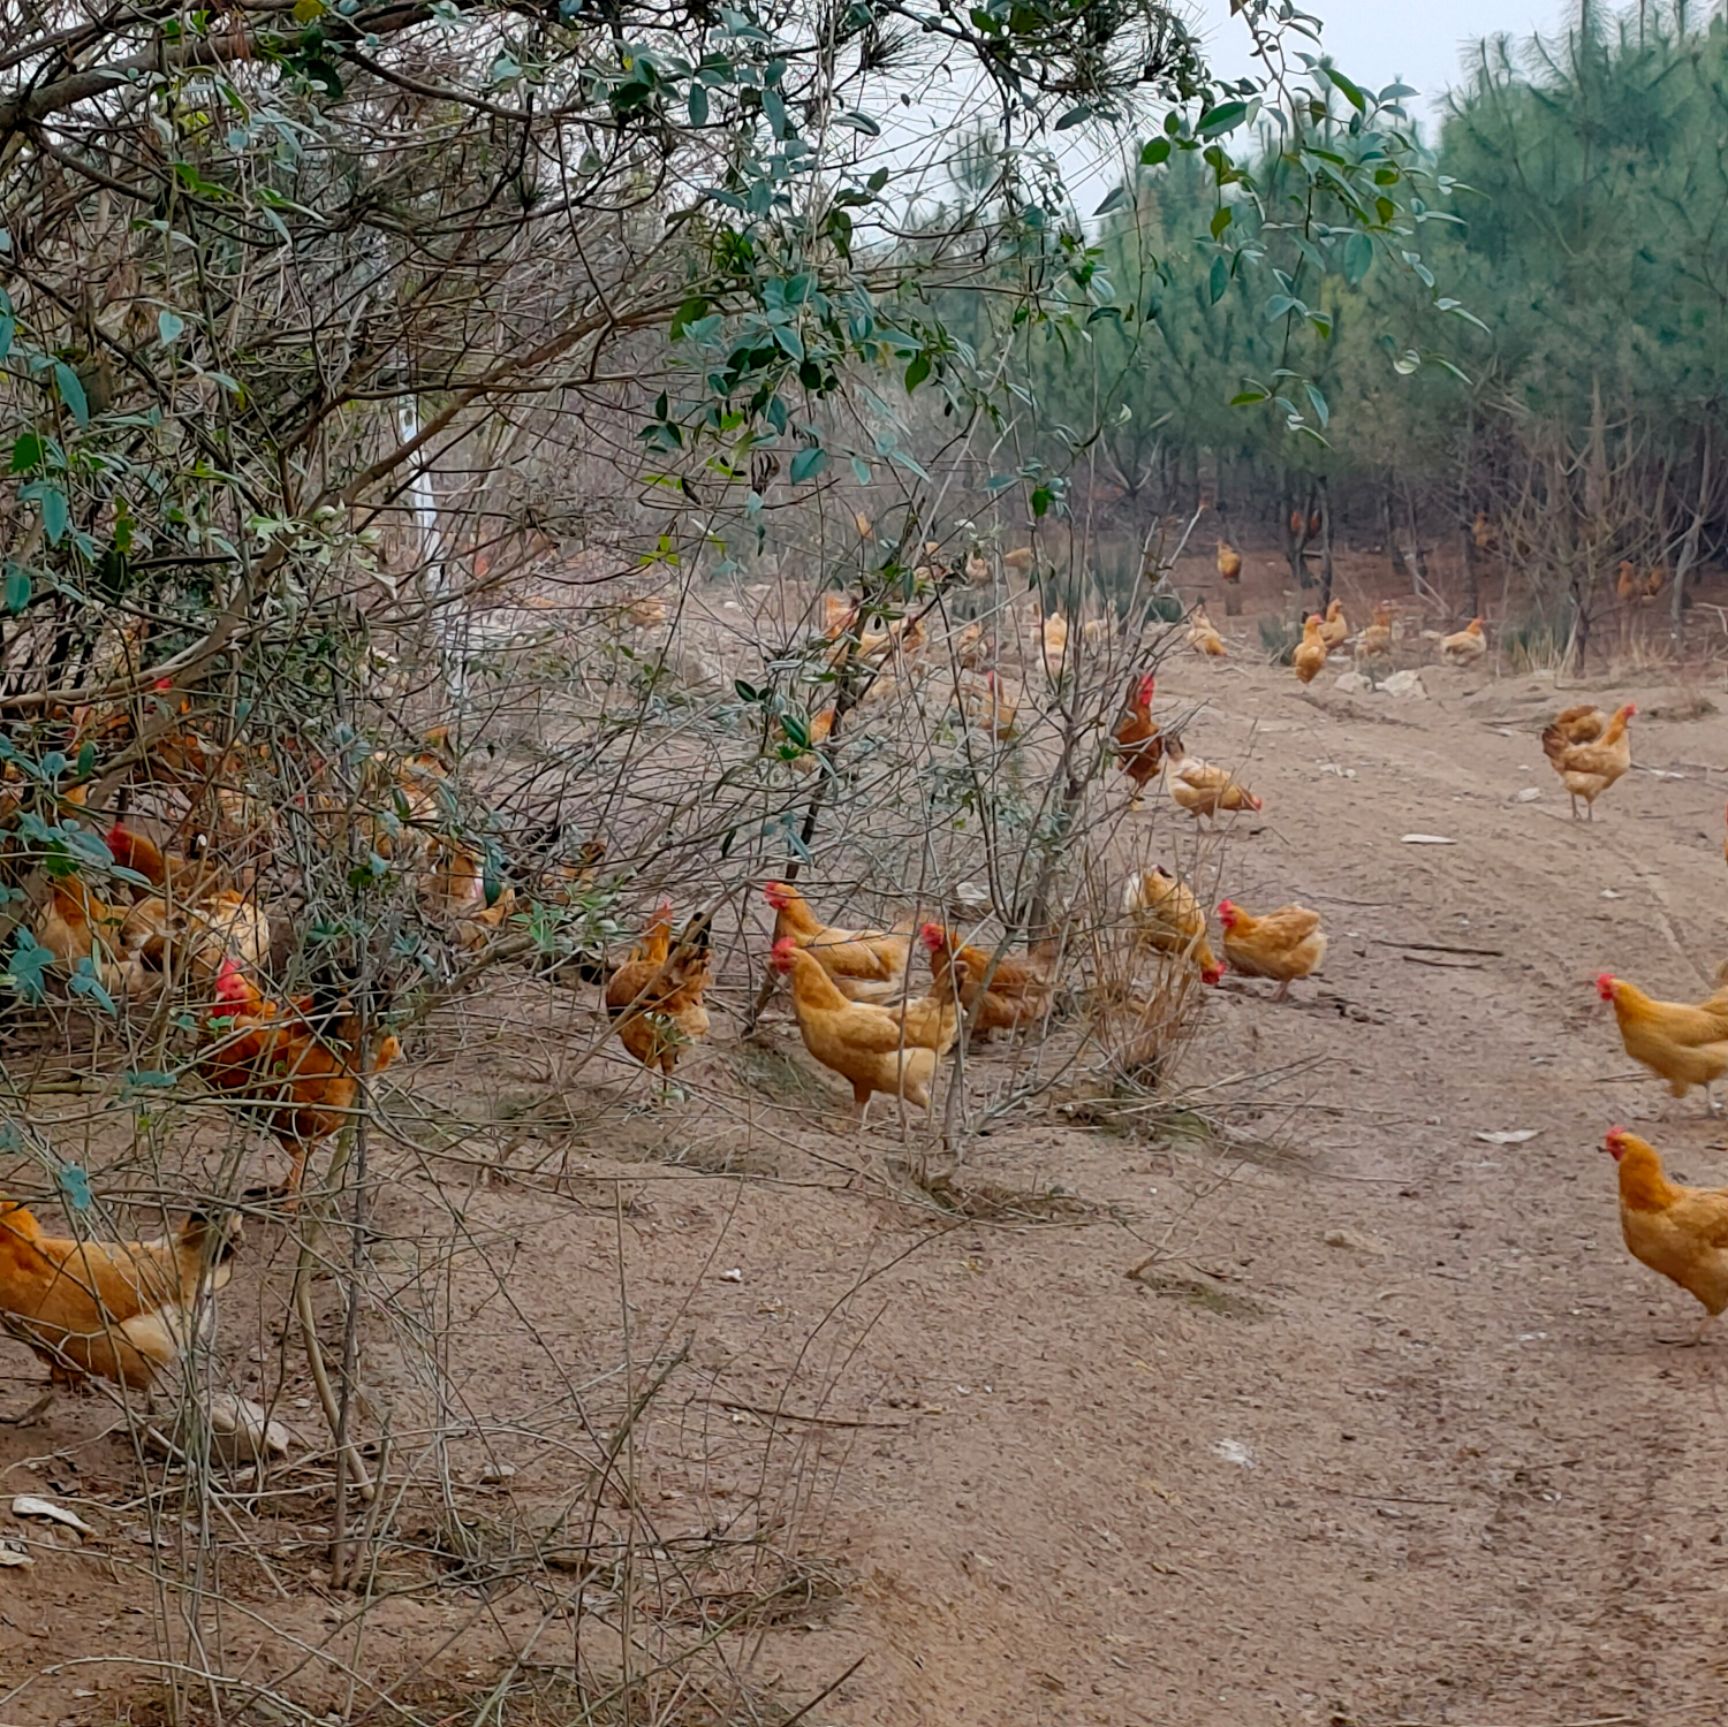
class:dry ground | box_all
[2,558,1727,1727]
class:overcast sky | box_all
[1192,0,1566,123]
[1029,0,1570,218]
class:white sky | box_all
[1193,0,1567,125]
[1048,0,1567,217]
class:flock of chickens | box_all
[3,547,1727,1439]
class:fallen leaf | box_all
[1473,1129,1540,1146]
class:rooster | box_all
[1111,674,1163,808]
[200,962,402,1194]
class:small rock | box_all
[0,1541,33,1569]
[479,1462,517,1485]
[1514,787,1541,803]
[719,1267,744,1283]
[1214,1438,1255,1468]
[1323,1228,1388,1258]
[1333,671,1373,695]
[1382,669,1428,699]
[11,1496,94,1539]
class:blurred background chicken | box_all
[1439,616,1487,666]
[1215,539,1242,583]
[1293,614,1328,684]
[1186,606,1226,657]
[1317,598,1348,651]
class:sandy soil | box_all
[2,559,1727,1727]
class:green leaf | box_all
[833,110,880,136]
[904,351,931,391]
[789,446,828,483]
[735,678,761,702]
[1304,382,1330,429]
[3,566,30,614]
[1030,484,1054,518]
[1207,255,1229,304]
[157,310,185,346]
[1139,138,1171,167]
[4,931,52,1002]
[1342,231,1374,286]
[1197,100,1249,138]
[1228,387,1269,406]
[8,434,40,473]
[688,83,709,125]
[1327,67,1367,112]
[1209,204,1232,240]
[849,456,871,485]
[1094,185,1128,218]
[1054,104,1092,131]
[669,295,711,338]
[762,86,788,138]
[53,362,88,426]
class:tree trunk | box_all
[1318,476,1334,607]
[1672,423,1711,633]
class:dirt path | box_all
[785,653,1728,1726]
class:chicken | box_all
[1215,540,1242,583]
[1472,511,1497,554]
[1041,612,1070,679]
[1122,867,1224,985]
[1217,899,1326,1000]
[0,1199,238,1424]
[891,927,967,1055]
[771,937,947,1123]
[1356,602,1394,660]
[1542,702,1635,820]
[1605,1127,1728,1344]
[200,962,403,1194]
[1111,673,1163,808]
[1166,735,1261,822]
[1646,564,1667,600]
[104,824,221,900]
[1287,508,1309,547]
[763,881,911,1003]
[1439,616,1487,666]
[1317,598,1348,652]
[778,705,836,772]
[605,903,712,1085]
[962,670,1018,739]
[33,880,144,997]
[1307,510,1323,542]
[1616,560,1641,605]
[422,838,517,949]
[923,925,1061,1042]
[1002,546,1034,574]
[1597,971,1728,1114]
[1546,704,1609,748]
[1292,614,1328,684]
[1186,606,1226,657]
[821,593,857,641]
